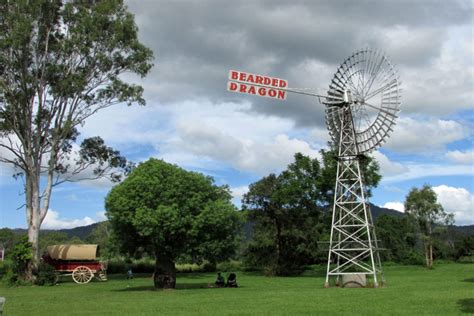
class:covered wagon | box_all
[42,244,107,284]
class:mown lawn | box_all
[0,264,473,315]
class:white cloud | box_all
[382,202,405,213]
[433,185,474,226]
[310,126,331,144]
[446,150,474,165]
[382,163,473,184]
[400,25,473,115]
[231,185,249,206]
[371,151,409,176]
[136,100,322,175]
[95,211,107,222]
[175,121,319,175]
[42,210,97,230]
[385,117,466,153]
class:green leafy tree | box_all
[242,151,382,275]
[375,215,420,263]
[0,228,18,258]
[454,235,474,262]
[38,231,69,255]
[85,221,117,259]
[318,148,382,207]
[405,185,454,268]
[242,153,324,275]
[0,0,153,280]
[6,235,32,284]
[105,159,243,289]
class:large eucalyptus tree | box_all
[0,0,153,280]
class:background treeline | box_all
[1,152,472,279]
[1,209,472,276]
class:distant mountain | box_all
[5,206,473,239]
[369,203,405,220]
[10,222,101,240]
[55,222,101,239]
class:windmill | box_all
[227,48,401,288]
[322,49,401,288]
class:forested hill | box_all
[370,203,404,220]
[12,222,100,240]
[7,206,473,238]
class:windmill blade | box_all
[325,49,401,154]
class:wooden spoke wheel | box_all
[72,266,93,284]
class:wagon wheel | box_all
[72,266,93,284]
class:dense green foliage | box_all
[242,153,324,275]
[242,151,381,275]
[375,215,423,264]
[4,236,32,285]
[85,221,118,259]
[405,185,454,268]
[318,149,382,206]
[106,159,243,288]
[0,0,153,280]
[0,264,472,315]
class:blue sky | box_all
[1,0,473,229]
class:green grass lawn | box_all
[0,264,473,315]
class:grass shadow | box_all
[114,283,216,292]
[458,298,474,314]
[462,278,474,283]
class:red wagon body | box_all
[42,244,107,284]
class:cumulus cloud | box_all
[433,185,474,226]
[175,121,319,175]
[446,150,474,165]
[371,151,409,176]
[122,0,472,127]
[382,202,405,213]
[42,210,98,230]
[231,185,249,206]
[382,163,473,184]
[385,117,466,153]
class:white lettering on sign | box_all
[227,70,287,100]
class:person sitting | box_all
[226,273,238,288]
[215,272,225,287]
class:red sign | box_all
[227,70,288,100]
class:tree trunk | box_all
[25,169,50,282]
[429,242,433,269]
[424,242,430,269]
[275,219,283,275]
[154,253,176,289]
[427,224,433,269]
[25,171,42,282]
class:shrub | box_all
[106,259,127,274]
[217,260,242,272]
[4,236,32,285]
[458,255,474,263]
[35,262,57,286]
[402,251,424,265]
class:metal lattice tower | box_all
[323,49,401,288]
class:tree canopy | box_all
[105,159,242,288]
[405,184,454,268]
[243,153,324,275]
[0,0,153,280]
[242,151,382,275]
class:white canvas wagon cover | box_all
[47,244,99,260]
